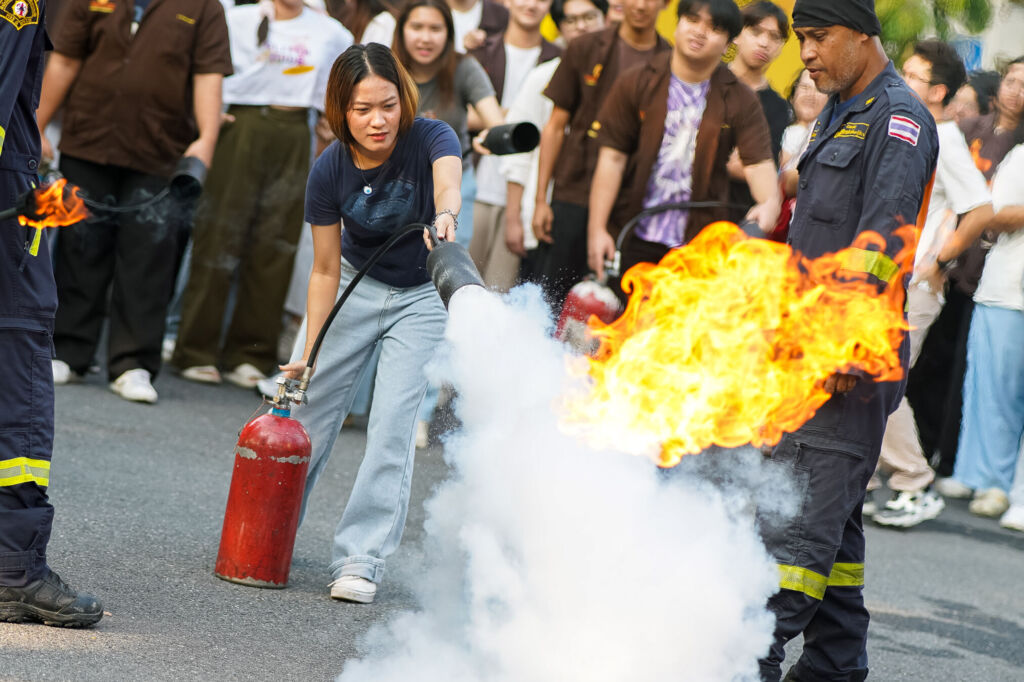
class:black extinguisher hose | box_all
[300,222,438,382]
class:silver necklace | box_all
[353,153,389,196]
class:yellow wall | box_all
[543,0,804,97]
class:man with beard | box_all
[756,1,938,680]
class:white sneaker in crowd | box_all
[934,477,973,499]
[51,359,81,385]
[224,363,266,389]
[329,576,376,604]
[181,365,222,384]
[999,505,1024,533]
[872,489,945,528]
[968,488,1010,518]
[109,369,158,404]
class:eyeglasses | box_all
[561,10,602,27]
[902,70,935,86]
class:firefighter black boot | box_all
[0,569,103,627]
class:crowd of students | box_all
[38,0,1024,537]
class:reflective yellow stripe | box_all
[0,124,5,156]
[839,248,900,283]
[0,457,50,488]
[828,562,865,588]
[778,564,828,600]
[777,562,866,600]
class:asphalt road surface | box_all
[1,372,1022,681]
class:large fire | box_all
[568,222,917,468]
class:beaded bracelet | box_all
[433,209,459,230]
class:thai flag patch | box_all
[888,115,920,146]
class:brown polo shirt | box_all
[542,26,671,207]
[595,57,772,242]
[53,0,232,177]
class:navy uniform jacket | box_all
[0,0,56,334]
[788,61,938,458]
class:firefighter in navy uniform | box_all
[0,0,103,627]
[756,1,938,681]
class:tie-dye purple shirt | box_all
[635,75,710,247]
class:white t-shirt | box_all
[452,0,483,53]
[916,120,992,272]
[223,5,353,110]
[974,144,1024,311]
[475,43,543,207]
[499,57,559,249]
[361,11,396,47]
[780,122,811,171]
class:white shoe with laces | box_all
[329,576,376,603]
[109,369,158,404]
[872,489,945,528]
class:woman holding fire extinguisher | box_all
[279,43,462,604]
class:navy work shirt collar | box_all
[804,61,901,160]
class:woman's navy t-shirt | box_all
[305,117,462,288]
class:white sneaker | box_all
[934,477,973,499]
[872,489,945,528]
[109,369,158,404]
[224,363,266,389]
[415,420,429,449]
[999,505,1024,532]
[329,576,376,603]
[181,365,222,384]
[969,488,1010,518]
[52,359,81,385]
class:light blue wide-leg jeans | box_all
[291,259,447,584]
[953,304,1024,493]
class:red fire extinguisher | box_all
[215,386,312,588]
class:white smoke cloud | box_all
[339,285,791,682]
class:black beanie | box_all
[792,0,882,37]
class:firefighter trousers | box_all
[0,326,55,587]
[757,432,879,682]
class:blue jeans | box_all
[291,259,447,583]
[953,304,1024,493]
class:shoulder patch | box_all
[888,115,920,146]
[835,122,870,141]
[1,0,39,29]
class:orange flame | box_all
[18,179,90,230]
[566,222,918,468]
